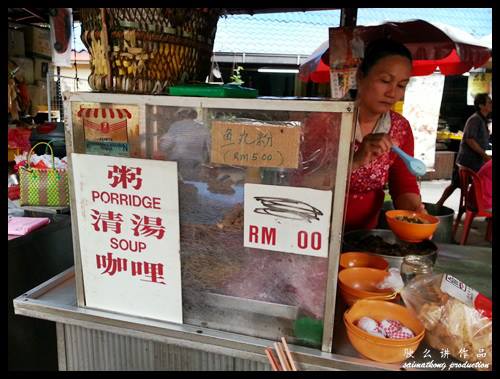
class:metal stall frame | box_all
[15,267,396,371]
[16,92,370,370]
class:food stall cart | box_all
[13,92,491,371]
[13,246,491,370]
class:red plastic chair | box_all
[456,165,492,245]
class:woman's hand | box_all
[415,202,428,214]
[352,133,393,170]
[394,193,426,214]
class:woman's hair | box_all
[358,38,413,77]
[473,93,491,112]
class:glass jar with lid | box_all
[400,254,433,285]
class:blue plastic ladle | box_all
[391,146,427,177]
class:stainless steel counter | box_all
[13,243,491,371]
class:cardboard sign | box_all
[244,183,332,258]
[210,121,301,168]
[71,154,182,323]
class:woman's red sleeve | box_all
[388,121,420,200]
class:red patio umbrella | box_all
[299,19,491,82]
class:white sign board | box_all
[71,153,182,323]
[244,183,332,258]
[402,73,445,170]
[467,72,492,106]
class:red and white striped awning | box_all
[77,107,132,119]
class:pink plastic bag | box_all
[8,216,50,236]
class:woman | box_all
[345,39,424,231]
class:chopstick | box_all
[265,337,299,371]
[280,337,298,371]
[265,347,281,371]
[274,342,292,371]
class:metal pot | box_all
[342,229,438,269]
[423,202,455,244]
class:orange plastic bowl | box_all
[340,252,389,271]
[385,210,439,243]
[338,267,395,306]
[343,299,425,363]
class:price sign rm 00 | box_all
[244,183,333,258]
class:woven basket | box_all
[79,8,221,94]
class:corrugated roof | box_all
[72,8,491,57]
[214,10,339,55]
[213,8,492,56]
[358,8,491,37]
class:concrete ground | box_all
[419,179,491,247]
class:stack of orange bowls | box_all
[343,299,425,363]
[339,252,389,271]
[338,267,396,306]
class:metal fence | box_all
[46,64,89,122]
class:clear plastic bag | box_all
[49,8,73,67]
[375,268,404,292]
[400,273,492,371]
[8,199,25,217]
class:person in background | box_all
[436,93,492,207]
[158,108,210,180]
[345,39,424,231]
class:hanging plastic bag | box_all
[49,8,73,67]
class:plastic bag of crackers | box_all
[400,273,491,371]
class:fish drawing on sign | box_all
[253,197,323,223]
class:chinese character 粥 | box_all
[403,348,415,360]
[423,349,432,359]
[108,165,143,190]
[96,252,128,276]
[91,209,124,234]
[131,215,166,239]
[440,348,450,359]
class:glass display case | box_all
[63,92,355,353]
